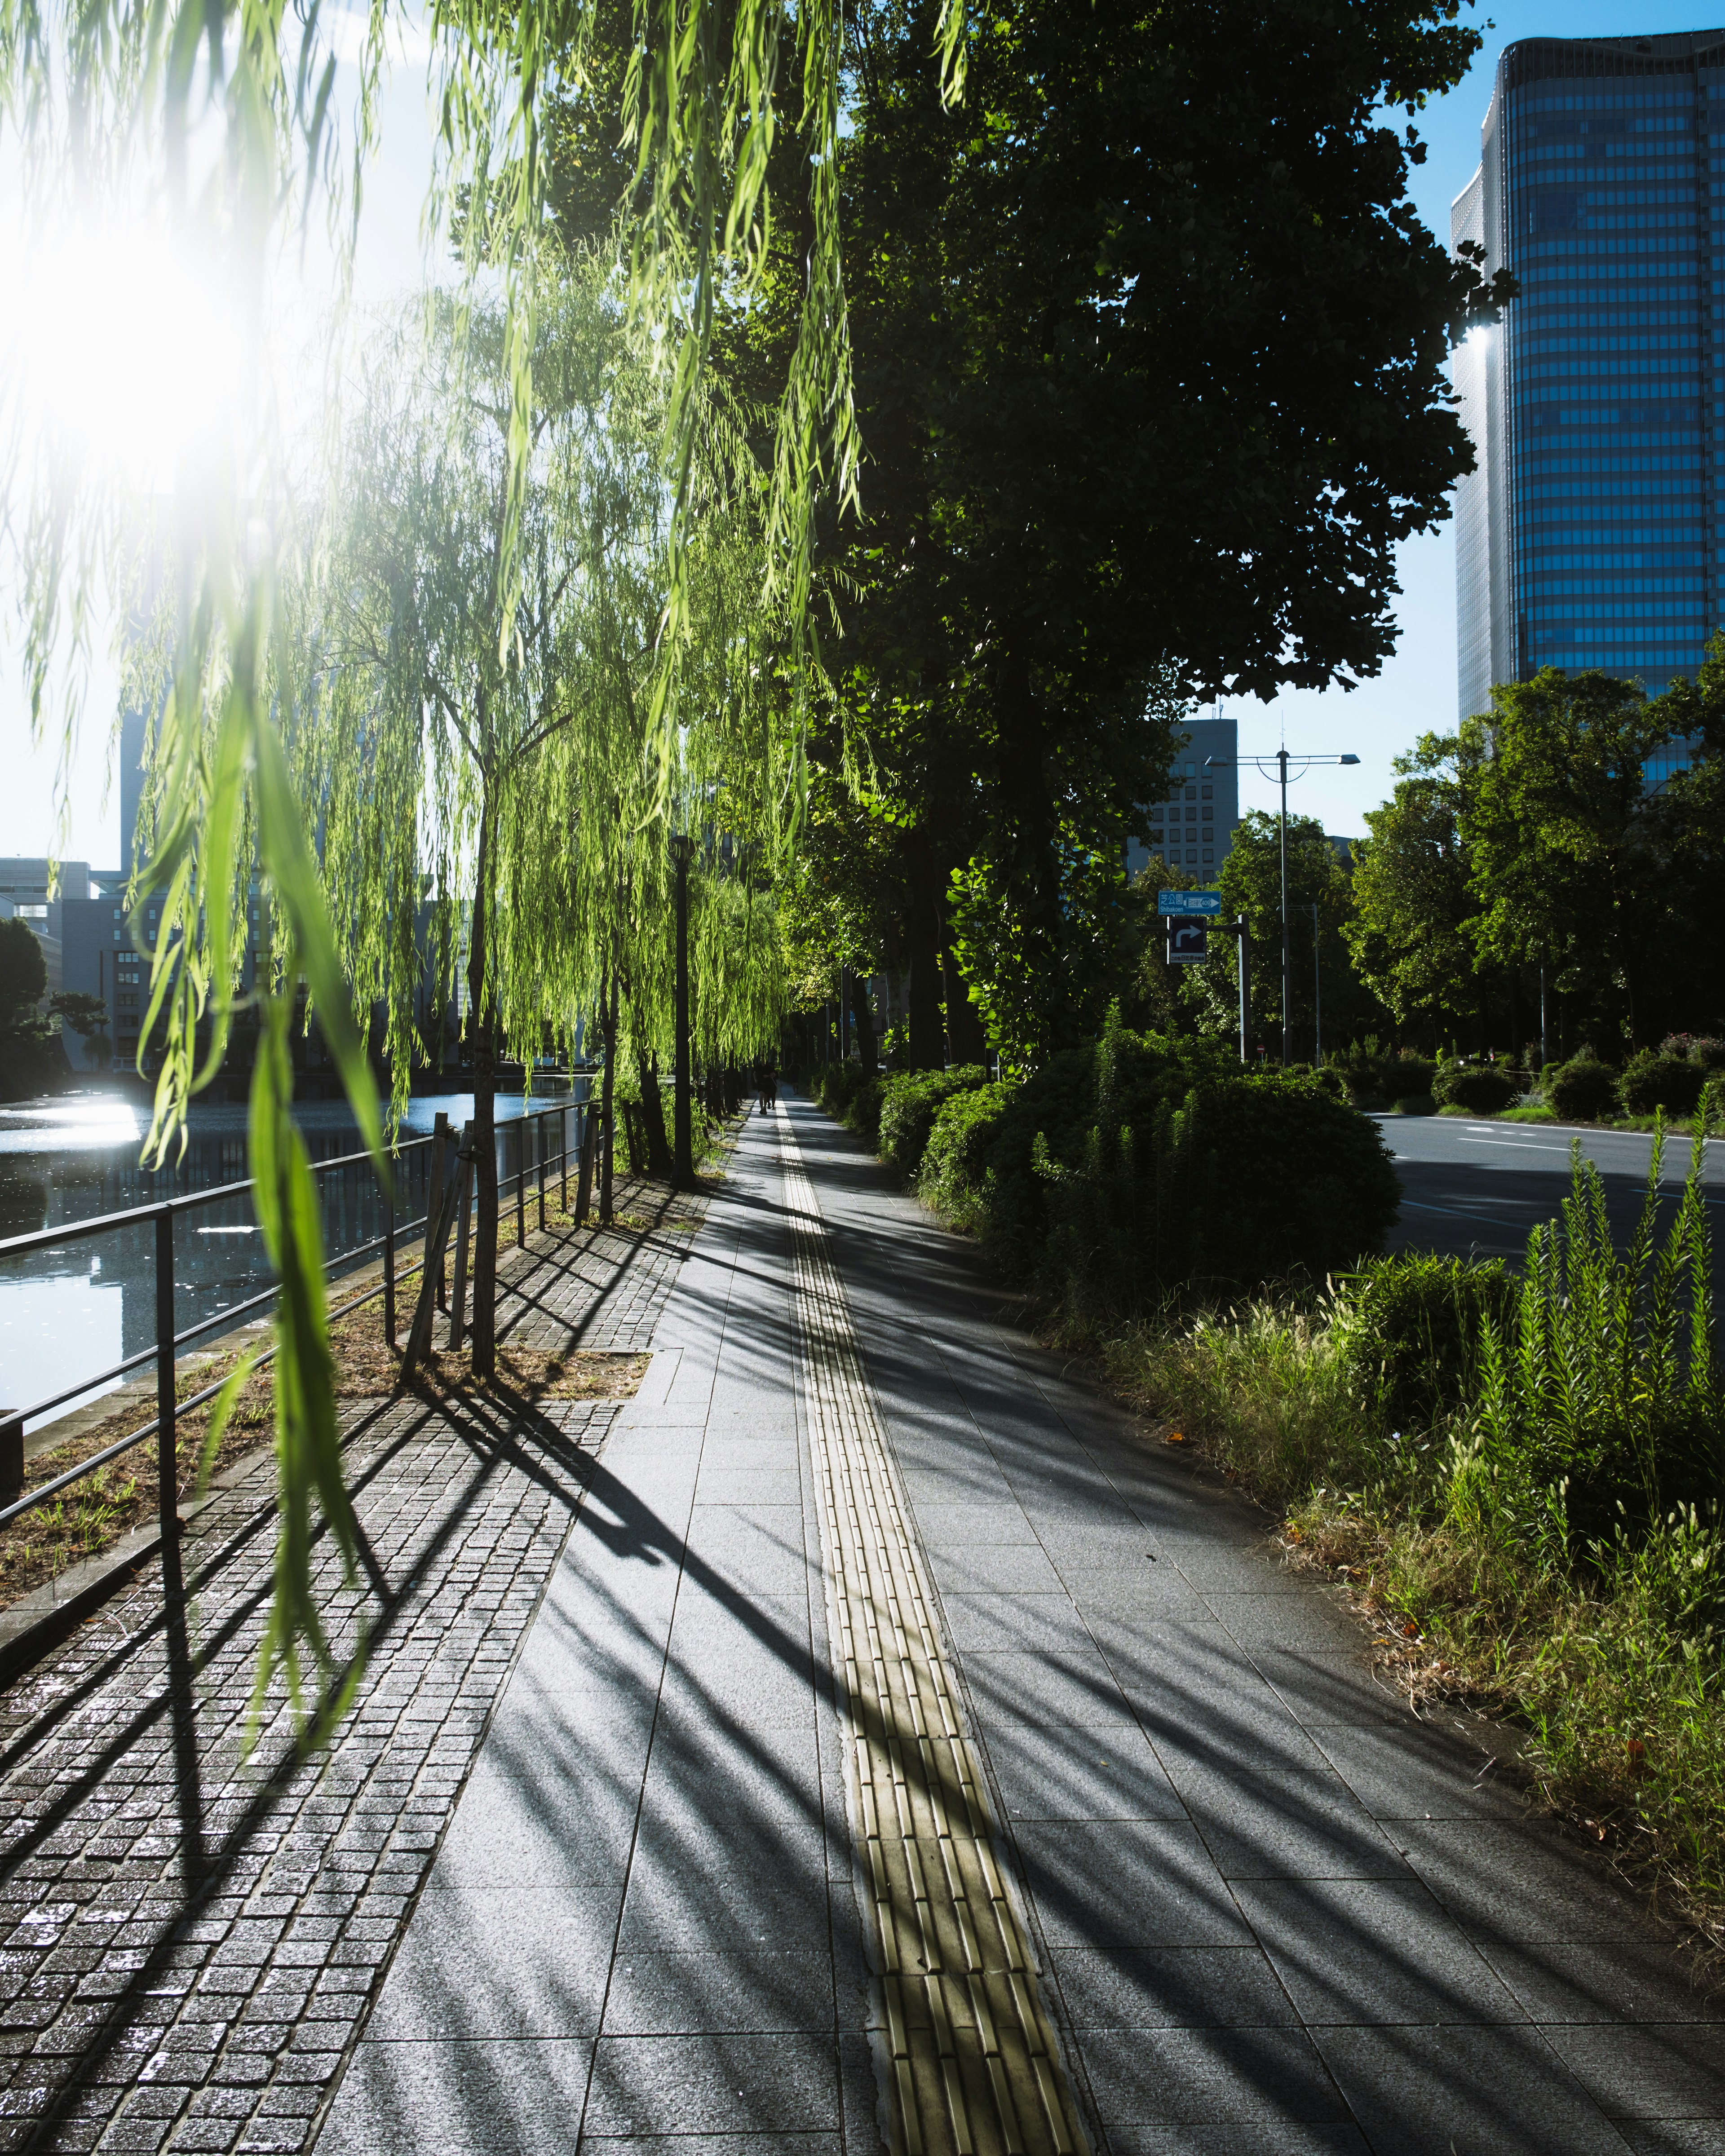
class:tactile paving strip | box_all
[778,1107,1087,2156]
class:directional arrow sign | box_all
[1159,889,1222,917]
[1167,920,1209,963]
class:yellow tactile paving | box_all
[777,1107,1089,2156]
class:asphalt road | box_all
[1379,1111,1725,1270]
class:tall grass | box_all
[1107,1117,1725,1939]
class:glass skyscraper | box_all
[1453,28,1720,763]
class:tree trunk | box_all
[599,968,618,1224]
[468,798,498,1379]
[638,1050,674,1177]
[849,972,877,1075]
[906,832,943,1070]
[941,906,988,1066]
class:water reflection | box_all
[0,1086,587,1431]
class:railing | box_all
[0,1094,598,1551]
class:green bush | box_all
[1328,1043,1388,1105]
[1460,1129,1724,1543]
[1619,1050,1707,1119]
[974,1012,1401,1331]
[1384,1055,1436,1102]
[812,1063,886,1145]
[1432,1061,1518,1115]
[1333,1252,1517,1433]
[1546,1056,1620,1122]
[877,1065,991,1182]
[916,1082,1017,1228]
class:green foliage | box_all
[0,919,47,1029]
[1345,735,1483,1040]
[48,992,108,1038]
[1333,1252,1517,1432]
[1213,811,1383,1056]
[813,1063,886,1149]
[1619,1051,1707,1120]
[1385,1055,1437,1102]
[1461,1127,1721,1549]
[1462,671,1695,1053]
[877,1066,992,1183]
[1101,1132,1725,1926]
[957,1011,1399,1330]
[916,1082,1016,1231]
[1432,1061,1517,1115]
[1325,1040,1433,1107]
[1547,1056,1621,1124]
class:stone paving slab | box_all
[315,1114,879,2155]
[790,1096,1725,2156]
[0,1176,705,2156]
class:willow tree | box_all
[296,245,792,1374]
[0,0,925,1720]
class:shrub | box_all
[1460,1128,1724,1544]
[877,1065,991,1182]
[1661,1033,1725,1068]
[987,1016,1401,1332]
[1546,1056,1620,1122]
[1328,1042,1388,1105]
[1384,1055,1436,1103]
[916,1082,1017,1229]
[979,1022,1241,1276]
[1619,1050,1707,1119]
[812,1062,887,1144]
[1333,1252,1517,1433]
[1432,1061,1518,1115]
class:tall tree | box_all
[295,256,789,1371]
[704,0,1516,1062]
[1461,672,1687,1053]
[1347,735,1481,1049]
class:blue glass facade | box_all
[1453,31,1723,720]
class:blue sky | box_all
[1242,0,1719,837]
[4,1,1717,861]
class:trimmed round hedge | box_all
[1618,1050,1707,1118]
[1433,1062,1518,1115]
[1546,1057,1619,1122]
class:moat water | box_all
[0,1086,589,1431]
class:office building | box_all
[1128,715,1240,884]
[1453,29,1721,722]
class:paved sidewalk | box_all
[0,1180,702,2155]
[314,1095,1723,2155]
[8,1100,1724,2155]
[792,1095,1725,2156]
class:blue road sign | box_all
[1159,890,1222,917]
[1168,920,1208,963]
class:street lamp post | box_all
[1205,748,1359,1065]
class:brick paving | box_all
[0,1175,707,2156]
[491,1175,706,1356]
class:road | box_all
[1379,1111,1725,1269]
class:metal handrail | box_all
[12,1208,435,1428]
[0,1239,433,1531]
[0,1131,438,1262]
[0,1097,590,1542]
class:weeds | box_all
[1102,1118,1725,1943]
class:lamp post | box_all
[1204,748,1359,1065]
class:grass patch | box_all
[1104,1296,1725,1948]
[1079,1123,1725,1951]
